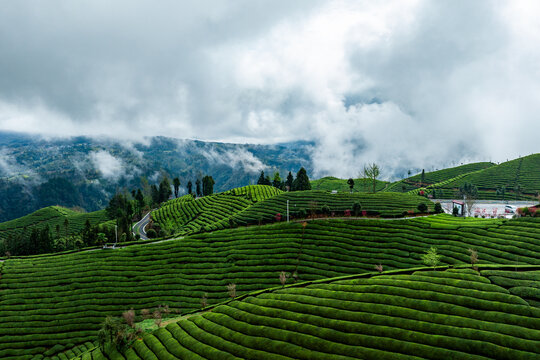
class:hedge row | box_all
[153,185,281,236]
[232,191,433,224]
[4,216,540,358]
[84,269,540,359]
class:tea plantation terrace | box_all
[386,154,540,200]
[152,186,434,237]
[82,266,540,360]
[3,215,540,358]
[0,206,108,244]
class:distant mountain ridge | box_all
[0,131,313,222]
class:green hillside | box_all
[384,162,495,195]
[385,155,540,200]
[443,154,540,197]
[407,162,494,185]
[3,215,540,358]
[152,185,282,235]
[232,191,433,225]
[310,177,389,192]
[0,206,109,244]
[82,266,540,360]
[153,187,431,237]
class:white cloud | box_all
[89,150,125,181]
[2,1,540,178]
[0,148,38,180]
[0,149,16,177]
[202,147,267,173]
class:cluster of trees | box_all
[2,226,53,256]
[106,193,137,243]
[1,173,218,256]
[1,219,115,256]
[150,178,172,206]
[185,175,215,197]
[256,167,311,191]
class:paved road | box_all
[132,211,152,240]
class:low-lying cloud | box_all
[202,147,267,174]
[2,1,540,179]
[0,148,38,180]
[89,150,125,181]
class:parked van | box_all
[505,205,516,214]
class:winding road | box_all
[132,211,152,240]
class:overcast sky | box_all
[1,0,540,177]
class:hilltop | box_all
[385,155,540,200]
[310,176,389,192]
[0,206,109,255]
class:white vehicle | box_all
[505,205,517,214]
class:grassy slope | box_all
[445,154,540,195]
[232,191,433,224]
[153,187,430,237]
[3,215,540,358]
[384,162,494,193]
[86,267,540,360]
[152,185,282,235]
[0,206,109,243]
[386,155,540,200]
[310,177,389,193]
[406,162,494,185]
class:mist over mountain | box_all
[0,131,313,222]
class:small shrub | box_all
[98,315,141,351]
[140,309,150,319]
[298,209,306,218]
[160,304,171,315]
[417,203,428,213]
[122,309,135,328]
[279,271,288,287]
[201,293,208,308]
[153,309,162,327]
[452,207,459,216]
[135,234,141,241]
[468,248,478,271]
[322,205,330,216]
[352,202,362,216]
[158,229,168,238]
[434,202,442,213]
[227,283,236,298]
[146,229,157,238]
[422,247,441,269]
